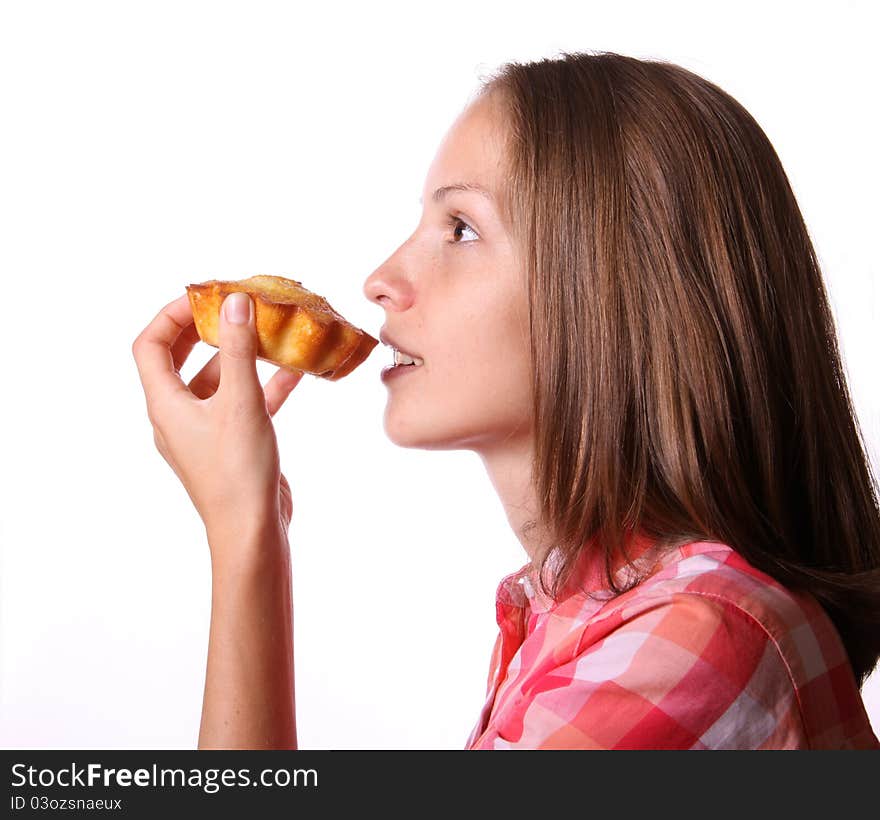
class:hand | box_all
[132,292,303,547]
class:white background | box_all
[0,0,877,749]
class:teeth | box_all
[393,349,424,367]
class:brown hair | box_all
[478,50,880,687]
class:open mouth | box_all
[391,349,424,367]
[381,349,425,382]
[378,331,424,381]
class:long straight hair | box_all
[480,51,880,686]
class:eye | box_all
[446,215,479,244]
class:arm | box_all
[198,521,297,750]
[132,291,304,749]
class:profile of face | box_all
[362,91,533,455]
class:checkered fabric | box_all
[466,538,879,749]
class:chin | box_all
[382,414,458,450]
[382,408,506,453]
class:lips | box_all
[380,360,421,383]
[379,329,422,360]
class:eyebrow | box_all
[419,182,494,205]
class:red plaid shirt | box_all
[466,536,879,749]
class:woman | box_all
[132,51,880,749]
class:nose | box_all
[362,251,415,312]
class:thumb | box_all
[218,292,262,398]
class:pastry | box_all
[185,275,378,380]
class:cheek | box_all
[427,323,532,425]
[435,293,531,405]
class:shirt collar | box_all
[496,530,663,615]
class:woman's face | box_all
[363,92,533,453]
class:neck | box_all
[477,434,554,561]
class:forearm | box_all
[198,521,297,749]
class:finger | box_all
[188,352,221,399]
[264,367,305,417]
[217,292,262,402]
[170,322,202,373]
[132,294,196,399]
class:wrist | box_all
[205,515,289,577]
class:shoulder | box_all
[474,540,877,749]
[604,541,848,686]
[576,540,873,748]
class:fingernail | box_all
[224,292,251,325]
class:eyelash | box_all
[446,215,479,244]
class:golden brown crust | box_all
[185,275,378,380]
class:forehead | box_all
[422,92,507,203]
